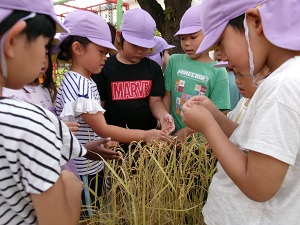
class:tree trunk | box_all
[136,0,192,54]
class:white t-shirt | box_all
[0,98,86,225]
[3,84,55,114]
[227,97,249,123]
[203,56,300,225]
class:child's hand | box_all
[143,129,171,143]
[180,102,215,135]
[186,96,220,120]
[64,121,79,135]
[84,138,120,160]
[160,114,175,134]
[173,127,196,139]
[104,140,119,149]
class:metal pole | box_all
[53,0,74,5]
[117,0,122,29]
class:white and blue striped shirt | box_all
[56,71,105,175]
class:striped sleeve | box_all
[0,98,87,224]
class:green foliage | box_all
[54,68,67,87]
[164,8,176,21]
[155,29,162,37]
[80,134,217,225]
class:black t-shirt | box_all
[92,55,165,131]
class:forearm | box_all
[31,171,82,225]
[95,124,146,143]
[162,91,171,113]
[203,120,287,202]
[214,110,239,137]
[150,98,169,120]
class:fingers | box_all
[64,121,79,135]
[87,146,120,161]
[99,137,111,144]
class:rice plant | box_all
[80,134,217,225]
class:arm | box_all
[101,100,105,108]
[162,90,171,112]
[187,95,238,137]
[149,96,175,133]
[83,138,120,160]
[173,127,196,140]
[31,170,83,225]
[81,112,169,143]
[180,102,289,202]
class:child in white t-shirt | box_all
[181,0,300,224]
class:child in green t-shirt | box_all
[163,4,231,138]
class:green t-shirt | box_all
[165,54,230,132]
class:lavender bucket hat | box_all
[147,36,175,66]
[0,0,68,33]
[258,0,300,51]
[151,36,175,55]
[120,8,156,49]
[175,4,202,36]
[55,10,118,54]
[196,0,265,54]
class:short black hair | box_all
[228,14,245,33]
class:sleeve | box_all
[209,67,231,111]
[149,60,165,97]
[14,105,87,194]
[246,99,300,165]
[58,73,105,121]
[164,54,175,92]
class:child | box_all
[92,8,175,151]
[3,47,56,113]
[180,0,300,224]
[227,66,270,123]
[163,4,231,138]
[55,9,171,217]
[147,36,175,71]
[213,49,242,110]
[0,0,85,224]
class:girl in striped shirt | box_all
[55,9,172,218]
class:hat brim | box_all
[174,26,202,36]
[49,15,69,33]
[122,32,155,49]
[88,37,118,54]
[152,44,175,55]
[196,22,227,54]
[164,44,175,50]
[0,8,13,23]
[213,61,228,68]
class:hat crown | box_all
[120,8,156,48]
[180,4,202,29]
[175,4,202,36]
[0,0,68,33]
[63,10,112,43]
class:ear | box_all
[115,30,122,50]
[3,20,27,58]
[246,8,263,35]
[71,41,83,56]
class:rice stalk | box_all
[81,133,217,225]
